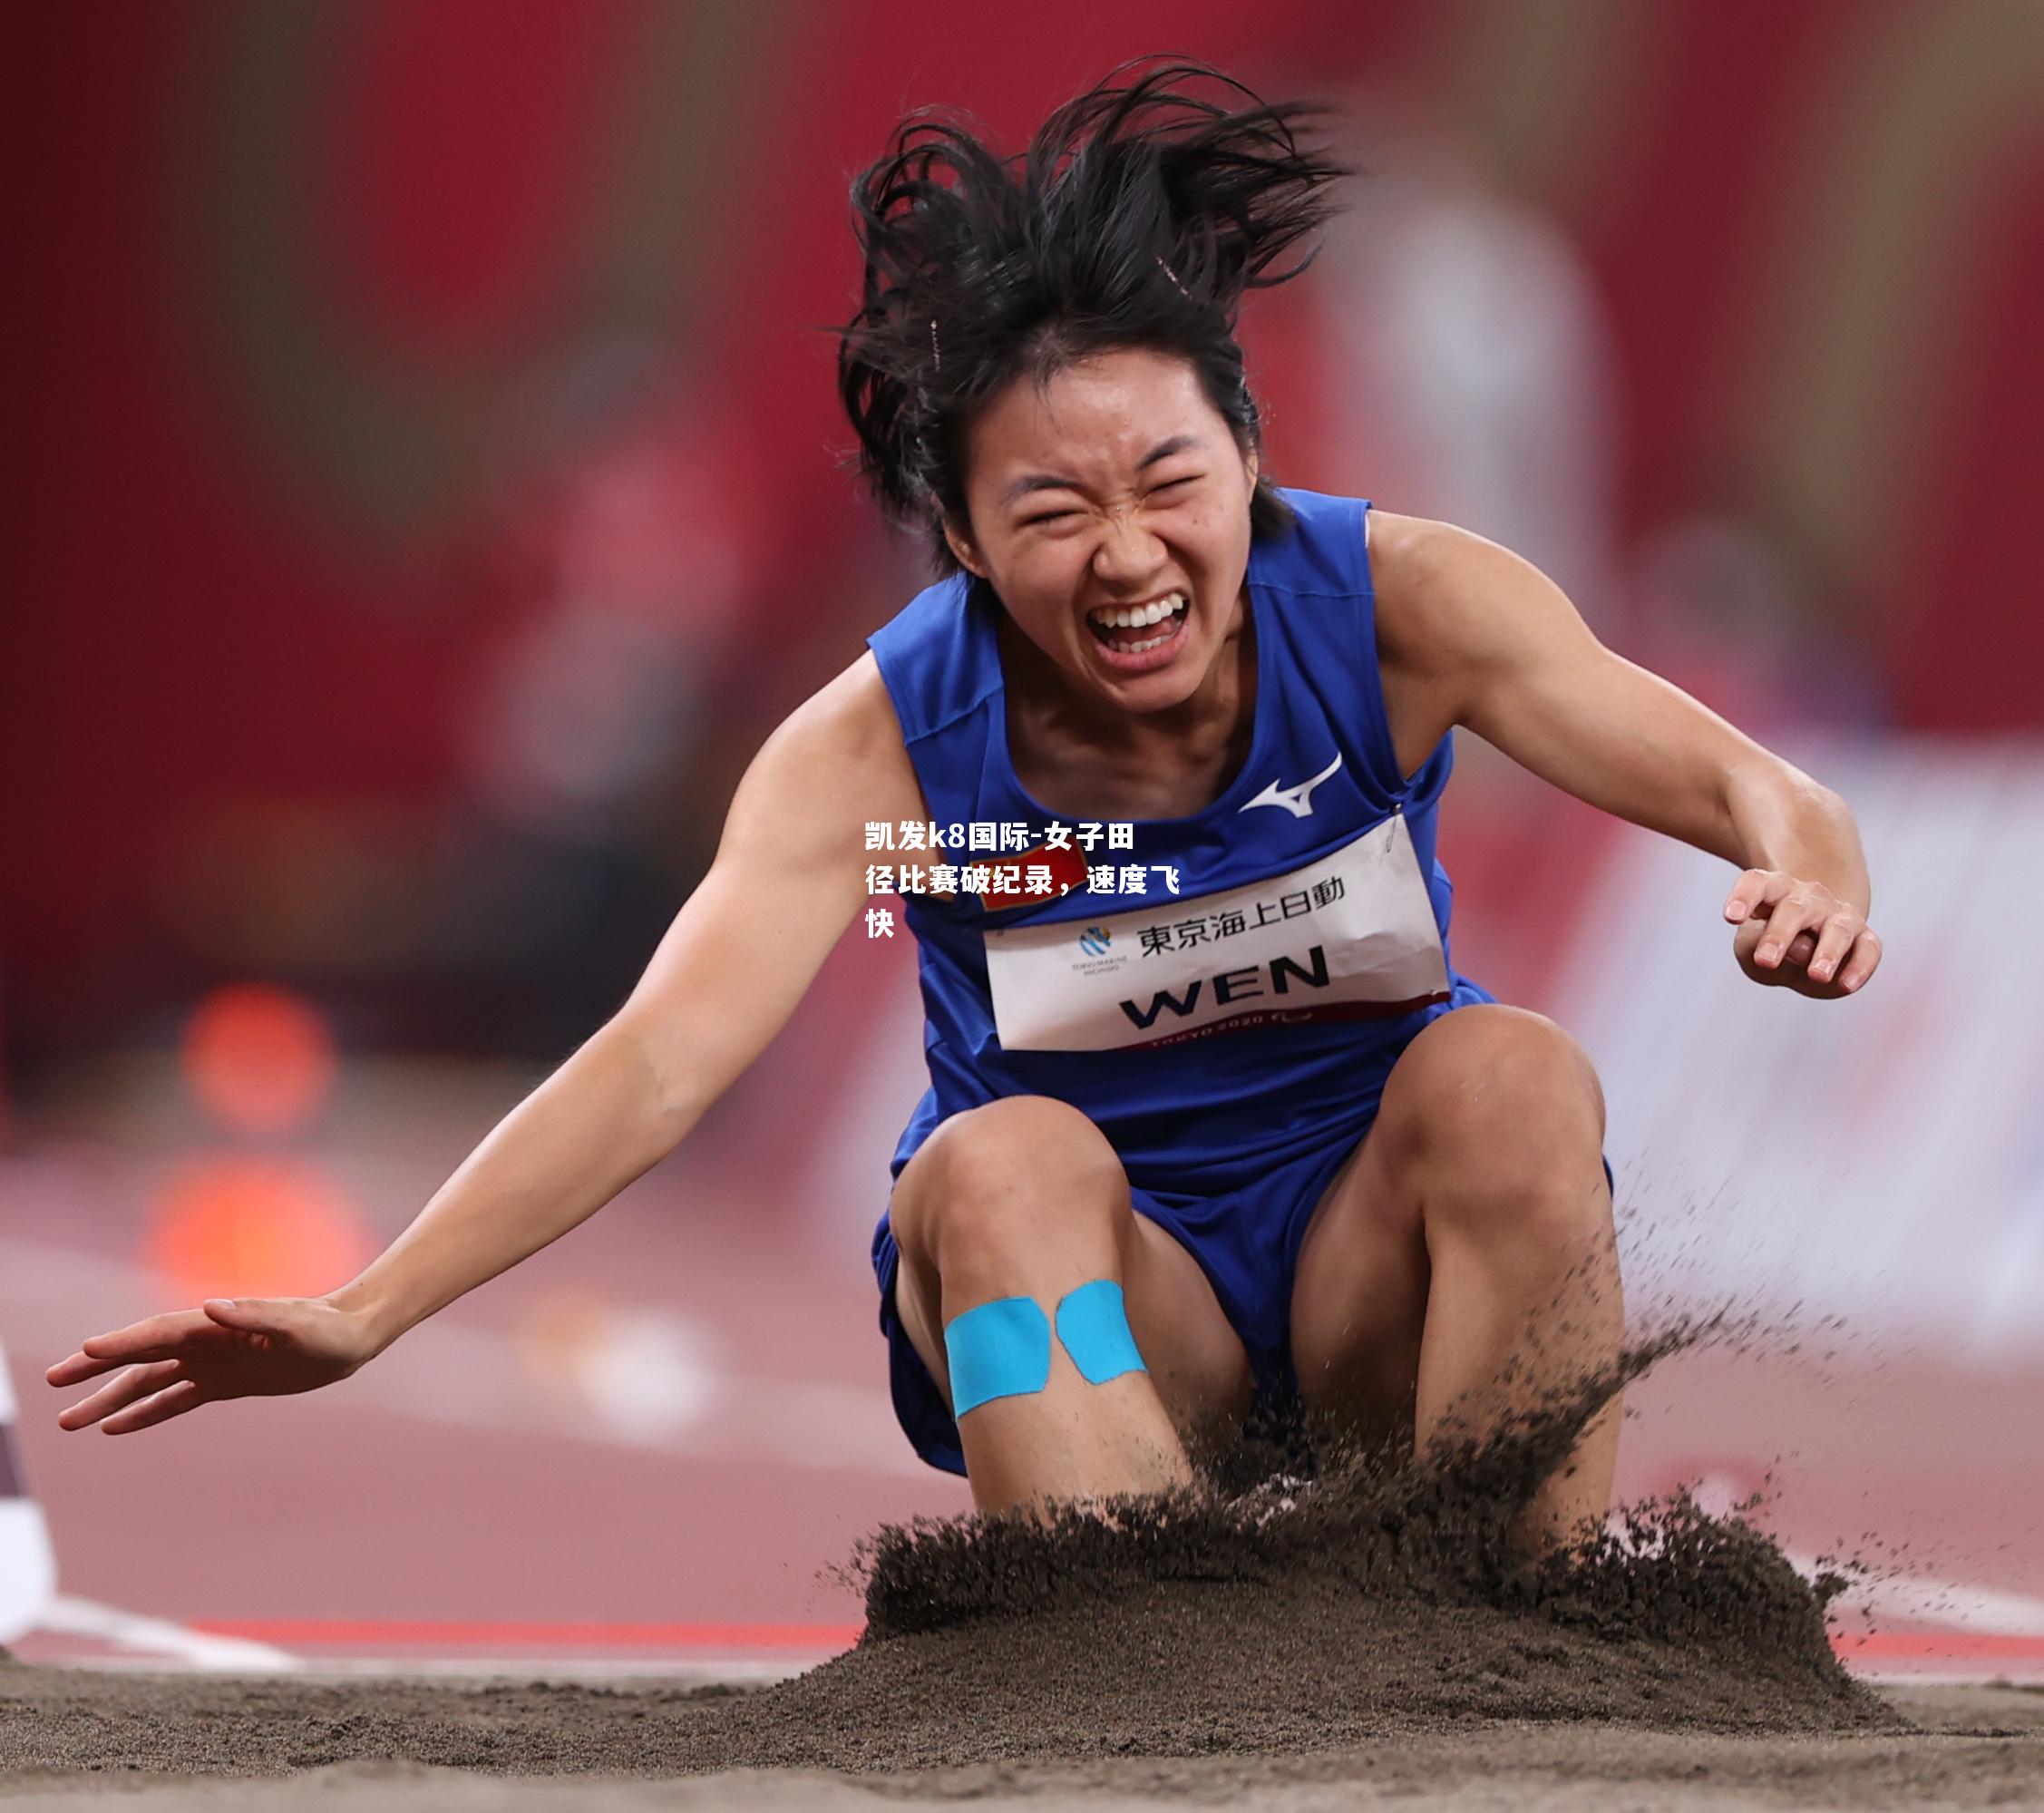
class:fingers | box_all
[1804,914,1858,986]
[99,1378,206,1436]
[1749,888,1828,970]
[1727,870,1826,971]
[1729,877,1881,998]
[87,1311,215,1364]
[1834,926,1883,993]
[47,1336,180,1388]
[49,1309,232,1389]
[1723,869,1779,925]
[1725,867,1883,997]
[1734,915,1817,984]
[1747,889,1854,974]
[57,1360,183,1432]
[1734,912,1779,969]
[47,1349,122,1388]
[1755,898,1876,992]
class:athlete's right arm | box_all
[47,653,924,1434]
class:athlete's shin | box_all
[889,1097,1200,1512]
[1415,1161,1625,1554]
[943,1275,1189,1515]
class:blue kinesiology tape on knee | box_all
[1054,1279,1147,1386]
[943,1295,1051,1417]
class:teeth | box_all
[1089,591,1185,630]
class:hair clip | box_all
[930,317,941,374]
[1157,256,1192,299]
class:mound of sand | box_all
[2,1335,1925,1785]
[814,1338,1893,1768]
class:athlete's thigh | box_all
[891,1134,1254,1437]
[1119,1211,1258,1438]
[1286,1116,1429,1446]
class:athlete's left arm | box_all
[1371,512,1881,1000]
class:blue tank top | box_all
[865,487,1493,1200]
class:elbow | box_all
[595,1012,706,1148]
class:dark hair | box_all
[836,56,1351,576]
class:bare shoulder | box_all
[1366,510,1547,680]
[794,652,926,811]
[774,649,908,765]
[722,651,926,857]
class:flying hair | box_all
[835,56,1354,575]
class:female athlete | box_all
[47,61,1880,1552]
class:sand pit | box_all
[5,1345,2039,1808]
[1,1667,2038,1810]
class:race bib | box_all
[983,814,1450,1051]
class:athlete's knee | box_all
[1389,1007,1603,1159]
[890,1096,1124,1275]
[1435,1150,1615,1265]
[1381,1007,1608,1239]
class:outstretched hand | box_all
[46,1296,376,1435]
[1723,868,1882,999]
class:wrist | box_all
[1728,773,1869,916]
[324,1277,417,1360]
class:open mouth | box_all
[1085,590,1189,657]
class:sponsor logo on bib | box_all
[983,813,1449,1051]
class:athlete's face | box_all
[944,346,1259,713]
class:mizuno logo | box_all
[1239,750,1344,819]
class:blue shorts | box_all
[871,1121,1616,1478]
